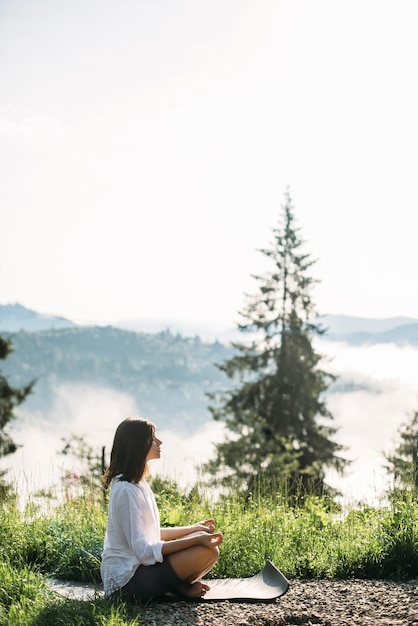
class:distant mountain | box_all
[0,303,76,332]
[1,325,234,429]
[118,314,418,345]
[2,304,418,347]
[316,314,418,346]
[317,314,418,335]
[324,323,418,347]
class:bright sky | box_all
[2,0,418,330]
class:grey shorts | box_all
[120,557,182,602]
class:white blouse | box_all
[101,478,164,596]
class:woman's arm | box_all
[160,518,215,541]
[161,530,223,556]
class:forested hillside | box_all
[2,327,235,429]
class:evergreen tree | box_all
[206,191,347,496]
[0,334,34,497]
[384,411,418,493]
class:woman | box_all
[101,417,223,602]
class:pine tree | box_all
[384,411,418,493]
[205,191,347,496]
[0,334,35,497]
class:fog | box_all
[2,341,418,506]
[319,340,418,503]
[1,385,227,504]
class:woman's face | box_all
[146,434,162,462]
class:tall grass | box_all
[0,480,417,625]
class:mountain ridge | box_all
[0,303,75,332]
[1,303,418,346]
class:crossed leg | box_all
[168,543,220,597]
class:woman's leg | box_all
[167,543,219,597]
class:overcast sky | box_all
[1,0,418,330]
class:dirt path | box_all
[136,578,418,625]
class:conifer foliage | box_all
[206,192,347,495]
[0,334,34,495]
[385,411,418,492]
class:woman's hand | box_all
[194,530,223,547]
[193,518,215,533]
[161,528,223,555]
[160,519,219,541]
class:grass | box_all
[0,480,417,625]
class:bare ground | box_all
[136,578,418,626]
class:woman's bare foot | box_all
[175,581,210,598]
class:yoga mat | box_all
[200,561,289,601]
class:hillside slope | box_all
[2,326,234,429]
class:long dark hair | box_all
[103,417,155,486]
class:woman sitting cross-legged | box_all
[101,416,223,602]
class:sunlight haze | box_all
[1,0,418,328]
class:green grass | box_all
[0,481,417,625]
